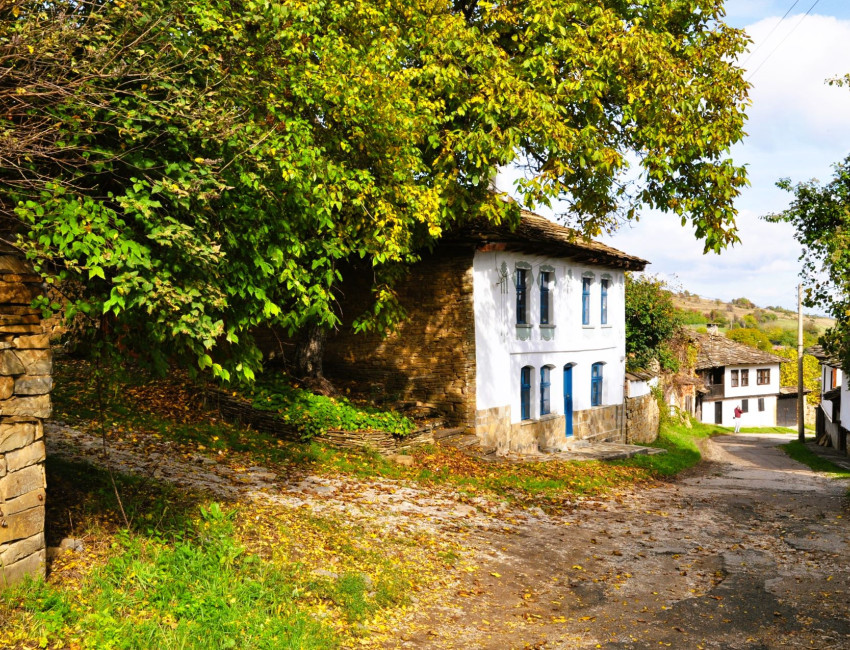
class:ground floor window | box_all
[591,362,603,407]
[540,366,551,415]
[520,366,532,420]
[758,397,765,412]
[741,399,749,413]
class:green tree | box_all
[770,156,850,372]
[775,349,821,405]
[625,274,682,371]
[725,327,772,352]
[4,0,750,381]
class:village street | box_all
[46,424,850,649]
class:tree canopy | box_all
[2,0,750,380]
[625,273,681,371]
[771,156,850,371]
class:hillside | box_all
[672,292,834,336]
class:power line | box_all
[739,0,801,70]
[746,0,822,82]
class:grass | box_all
[611,419,720,476]
[1,454,447,649]
[780,440,850,479]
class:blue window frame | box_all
[520,366,532,420]
[540,271,551,325]
[600,278,609,325]
[540,366,551,415]
[516,269,528,325]
[582,277,591,325]
[591,362,603,407]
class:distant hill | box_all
[671,292,834,336]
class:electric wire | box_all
[745,0,822,82]
[739,0,801,69]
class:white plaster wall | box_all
[700,396,777,427]
[473,250,626,425]
[724,363,781,398]
[840,371,850,426]
[627,378,655,398]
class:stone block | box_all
[4,488,45,517]
[13,349,51,376]
[0,376,13,400]
[0,505,44,544]
[0,324,42,335]
[0,350,25,376]
[1,464,46,498]
[0,282,40,305]
[1,548,45,586]
[0,420,41,453]
[11,334,49,349]
[0,532,44,566]
[13,376,53,396]
[0,395,51,418]
[6,440,45,473]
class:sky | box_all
[500,0,850,312]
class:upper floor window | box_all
[731,369,739,387]
[582,277,592,325]
[516,268,528,325]
[591,362,604,406]
[740,369,749,387]
[540,271,552,325]
[540,366,552,415]
[757,368,770,385]
[600,278,609,325]
[520,366,532,420]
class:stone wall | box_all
[0,255,50,586]
[625,393,660,445]
[574,404,624,444]
[324,249,477,427]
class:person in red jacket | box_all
[733,404,743,433]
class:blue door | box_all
[563,365,573,437]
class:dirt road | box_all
[46,424,849,649]
[395,433,850,649]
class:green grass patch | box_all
[241,374,414,438]
[780,440,850,479]
[612,419,721,476]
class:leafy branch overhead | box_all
[2,0,749,379]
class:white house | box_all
[809,345,848,451]
[693,331,787,427]
[324,210,648,453]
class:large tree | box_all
[2,0,750,381]
[771,156,850,371]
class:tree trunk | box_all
[293,321,335,395]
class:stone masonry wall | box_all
[625,393,660,445]
[574,404,624,444]
[324,248,477,428]
[0,255,51,586]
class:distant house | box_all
[692,331,788,427]
[808,345,847,451]
[324,211,649,453]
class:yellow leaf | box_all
[490,572,501,578]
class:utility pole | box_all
[798,284,805,442]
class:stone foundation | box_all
[0,255,50,587]
[625,393,660,444]
[475,403,625,453]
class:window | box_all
[600,278,609,325]
[540,271,552,325]
[520,366,532,420]
[516,269,528,325]
[740,369,749,387]
[731,369,739,387]
[757,368,770,385]
[582,277,591,325]
[540,367,551,415]
[741,399,749,413]
[758,398,765,412]
[591,362,603,407]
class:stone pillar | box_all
[0,255,50,586]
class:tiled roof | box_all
[625,370,657,382]
[451,210,648,271]
[778,386,812,396]
[690,331,788,369]
[806,345,841,367]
